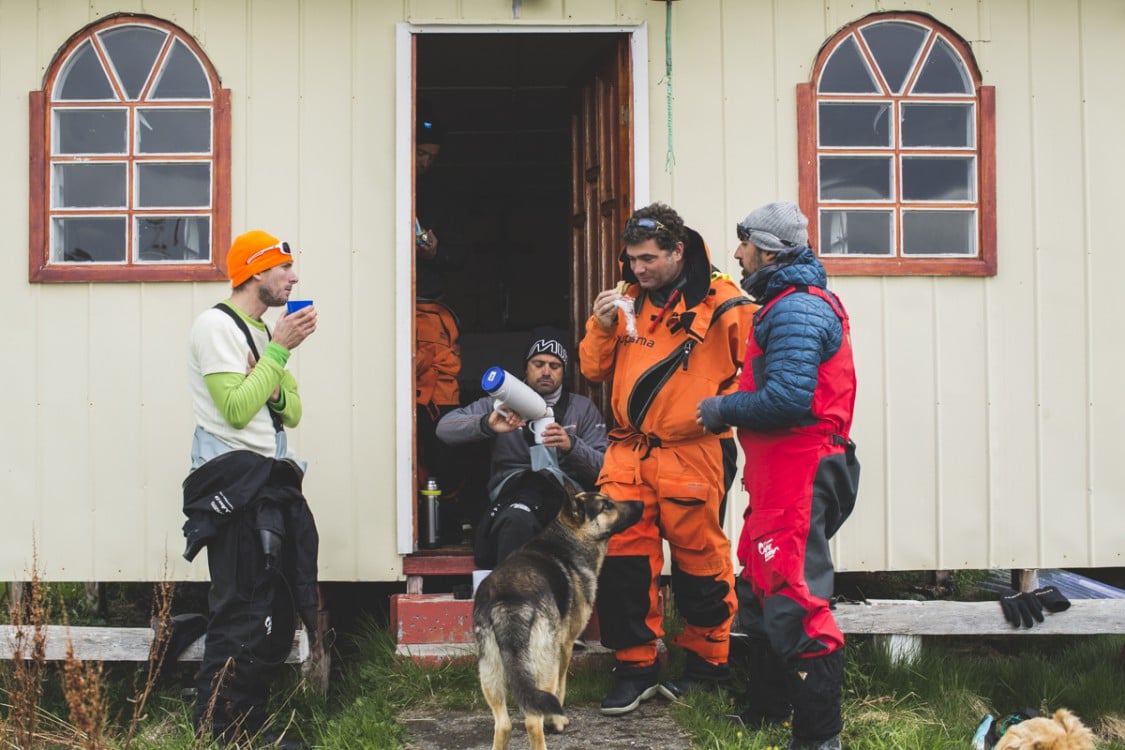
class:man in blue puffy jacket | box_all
[696,202,860,750]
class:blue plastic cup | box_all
[287,299,313,314]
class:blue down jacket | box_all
[719,248,844,431]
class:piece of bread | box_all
[615,280,629,295]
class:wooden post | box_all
[1011,569,1040,592]
[302,585,331,696]
[875,634,922,665]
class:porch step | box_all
[402,548,475,594]
[403,549,476,578]
[391,593,475,645]
[390,591,605,662]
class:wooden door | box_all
[568,36,633,423]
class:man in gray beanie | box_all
[696,201,860,750]
[735,201,810,301]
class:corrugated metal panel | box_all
[3,0,1125,582]
[1083,0,1125,570]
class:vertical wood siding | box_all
[1,0,1122,581]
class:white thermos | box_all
[480,367,551,421]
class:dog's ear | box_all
[563,480,585,522]
[1052,709,1096,750]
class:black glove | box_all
[697,396,728,433]
[1032,585,1071,613]
[999,590,1044,628]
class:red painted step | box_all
[391,593,475,645]
[391,591,606,648]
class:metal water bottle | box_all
[419,478,442,549]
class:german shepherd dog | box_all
[473,475,643,750]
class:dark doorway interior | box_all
[416,32,622,401]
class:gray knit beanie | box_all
[738,201,809,253]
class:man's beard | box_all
[258,285,286,307]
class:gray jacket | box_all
[435,389,607,498]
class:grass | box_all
[3,577,1124,749]
[307,614,1125,750]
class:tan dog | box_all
[994,709,1095,750]
[473,479,642,750]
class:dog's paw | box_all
[545,714,569,734]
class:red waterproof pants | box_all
[736,429,845,660]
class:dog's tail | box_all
[500,646,564,718]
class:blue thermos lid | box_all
[481,366,505,394]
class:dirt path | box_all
[400,701,693,750]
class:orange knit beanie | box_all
[226,230,291,287]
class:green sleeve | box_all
[204,353,301,429]
[271,368,303,427]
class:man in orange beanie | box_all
[183,229,318,749]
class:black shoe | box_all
[658,674,723,700]
[657,651,729,700]
[600,663,660,716]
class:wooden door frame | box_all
[393,22,650,555]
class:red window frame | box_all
[797,12,996,276]
[29,13,230,283]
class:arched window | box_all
[797,12,996,276]
[29,13,230,282]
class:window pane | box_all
[136,163,210,207]
[901,104,974,148]
[51,216,126,262]
[98,25,167,100]
[819,156,893,200]
[902,210,976,255]
[819,103,892,147]
[136,216,211,261]
[818,37,879,94]
[151,40,211,99]
[901,156,975,201]
[54,40,115,101]
[860,21,927,94]
[913,37,973,94]
[819,210,893,255]
[52,163,126,208]
[53,109,127,154]
[137,109,211,153]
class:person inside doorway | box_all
[414,98,467,542]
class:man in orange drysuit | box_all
[580,202,756,715]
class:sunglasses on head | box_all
[736,224,797,247]
[627,217,670,234]
[245,241,292,265]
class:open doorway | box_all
[410,30,636,553]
